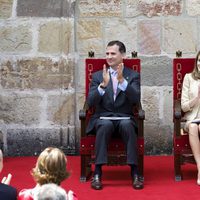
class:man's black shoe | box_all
[91,174,102,190]
[132,175,144,190]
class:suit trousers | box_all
[94,119,138,165]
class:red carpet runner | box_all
[2,156,200,200]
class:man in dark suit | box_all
[0,149,17,200]
[86,40,143,190]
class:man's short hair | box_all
[107,40,126,54]
[37,183,67,200]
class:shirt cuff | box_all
[118,79,128,91]
[98,85,105,96]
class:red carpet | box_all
[2,156,200,200]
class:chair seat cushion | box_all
[80,135,144,154]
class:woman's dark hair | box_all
[191,51,200,80]
[107,40,126,54]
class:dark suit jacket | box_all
[86,66,140,134]
[0,183,17,200]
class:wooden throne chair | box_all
[79,56,145,182]
[173,54,196,181]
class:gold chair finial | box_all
[88,50,95,58]
[176,50,182,58]
[131,51,138,58]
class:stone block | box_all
[60,126,77,154]
[78,0,122,17]
[137,0,183,17]
[7,128,61,156]
[77,19,103,55]
[162,87,173,129]
[186,0,200,16]
[38,20,74,54]
[104,19,137,54]
[0,0,13,18]
[0,121,6,151]
[0,25,32,53]
[140,56,172,86]
[6,127,77,156]
[76,58,85,91]
[163,19,197,53]
[17,0,75,17]
[0,92,41,125]
[141,87,160,125]
[47,92,75,126]
[0,130,3,150]
[138,20,161,55]
[126,0,142,17]
[75,92,85,130]
[144,124,172,155]
[0,58,74,90]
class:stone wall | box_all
[0,0,76,156]
[0,0,200,156]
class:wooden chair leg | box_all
[138,154,144,180]
[80,154,92,182]
[174,154,182,181]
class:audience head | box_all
[192,50,200,80]
[37,183,67,200]
[32,147,69,186]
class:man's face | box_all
[106,44,124,68]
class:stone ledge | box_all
[6,127,77,156]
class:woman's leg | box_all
[188,123,200,184]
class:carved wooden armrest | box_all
[135,102,145,120]
[174,100,182,120]
[79,102,89,120]
[174,100,182,136]
[79,101,90,137]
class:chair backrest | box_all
[173,58,195,101]
[85,58,140,97]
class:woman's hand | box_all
[1,173,12,185]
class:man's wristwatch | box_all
[99,84,107,89]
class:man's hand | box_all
[1,173,12,185]
[101,64,110,87]
[117,63,124,83]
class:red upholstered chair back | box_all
[173,58,196,181]
[173,58,195,118]
[173,58,195,101]
[85,58,140,97]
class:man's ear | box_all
[122,53,126,59]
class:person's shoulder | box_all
[184,73,193,80]
[67,190,78,200]
[93,70,103,76]
[124,66,139,76]
[0,182,17,193]
[18,188,34,200]
[91,70,103,80]
[0,183,17,199]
